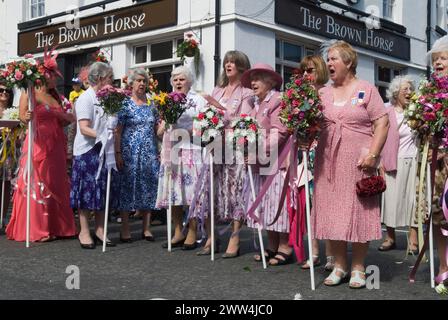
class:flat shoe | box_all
[182,242,198,251]
[378,239,396,251]
[324,268,348,286]
[301,255,321,269]
[142,233,155,242]
[349,270,366,289]
[162,239,185,249]
[269,251,293,266]
[222,249,240,259]
[254,249,276,262]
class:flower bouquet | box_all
[404,73,448,146]
[1,54,46,90]
[94,50,109,63]
[176,33,200,76]
[153,91,190,129]
[227,114,262,159]
[279,74,323,141]
[1,107,19,120]
[61,95,73,113]
[96,85,131,116]
[193,107,225,147]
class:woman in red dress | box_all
[6,54,76,242]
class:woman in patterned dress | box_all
[427,35,448,292]
[192,51,252,257]
[241,63,292,265]
[311,41,389,288]
[156,66,206,250]
[114,68,162,242]
[70,62,114,249]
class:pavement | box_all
[0,218,445,301]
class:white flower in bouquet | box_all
[2,107,20,120]
[207,128,218,138]
[26,69,33,76]
[206,111,214,119]
[246,132,256,143]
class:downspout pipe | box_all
[214,0,221,86]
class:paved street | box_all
[0,219,444,301]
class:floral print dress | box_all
[113,99,160,211]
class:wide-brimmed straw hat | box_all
[241,63,283,90]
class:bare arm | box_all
[358,115,390,171]
[19,91,32,124]
[202,94,226,111]
[156,121,166,139]
[78,119,97,139]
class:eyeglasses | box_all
[304,68,316,74]
[0,88,10,95]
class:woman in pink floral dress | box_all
[311,41,389,288]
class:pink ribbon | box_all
[245,136,293,223]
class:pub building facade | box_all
[0,0,447,99]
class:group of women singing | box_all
[2,36,448,291]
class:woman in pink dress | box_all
[190,50,252,257]
[311,41,389,288]
[6,58,76,242]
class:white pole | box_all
[427,163,435,288]
[210,152,215,262]
[167,126,173,253]
[102,169,112,253]
[303,151,315,291]
[0,166,5,228]
[248,165,267,269]
[26,85,33,248]
[167,171,172,253]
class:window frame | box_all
[275,38,317,89]
[375,62,402,102]
[29,0,45,20]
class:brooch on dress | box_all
[351,91,365,107]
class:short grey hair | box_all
[386,75,415,105]
[128,68,149,86]
[170,66,194,88]
[88,62,113,86]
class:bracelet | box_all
[368,153,378,159]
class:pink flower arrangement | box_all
[152,91,191,128]
[0,54,46,90]
[193,107,225,147]
[96,85,131,115]
[227,114,262,153]
[279,74,323,140]
[404,73,448,145]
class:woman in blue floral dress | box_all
[114,68,162,242]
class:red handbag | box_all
[356,174,386,198]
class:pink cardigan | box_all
[250,91,289,174]
[211,85,253,124]
[380,104,399,172]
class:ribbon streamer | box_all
[96,115,118,180]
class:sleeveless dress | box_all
[6,103,76,241]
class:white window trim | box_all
[131,38,182,69]
[28,0,46,21]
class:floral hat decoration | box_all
[42,46,62,80]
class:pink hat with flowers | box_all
[241,63,283,90]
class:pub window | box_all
[382,0,395,21]
[132,38,182,92]
[376,64,401,102]
[436,0,447,28]
[276,39,305,89]
[29,0,45,19]
[134,46,147,64]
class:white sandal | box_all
[349,270,366,289]
[324,256,335,271]
[324,267,348,286]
